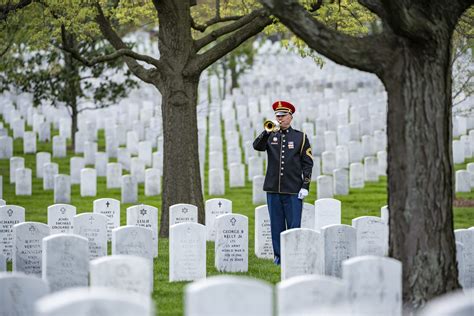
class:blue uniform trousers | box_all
[266,193,303,262]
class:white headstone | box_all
[90,255,153,295]
[73,213,108,259]
[169,222,206,282]
[364,157,379,182]
[185,276,273,316]
[43,163,58,190]
[229,163,245,187]
[0,205,26,260]
[94,152,108,177]
[253,175,266,204]
[352,216,388,256]
[48,204,76,234]
[349,162,365,188]
[343,256,402,316]
[333,168,349,195]
[419,289,474,316]
[301,202,315,230]
[80,168,97,197]
[42,234,89,292]
[314,198,341,232]
[23,131,37,154]
[321,151,336,175]
[0,136,13,159]
[145,168,161,196]
[138,141,152,167]
[322,224,356,277]
[281,228,322,280]
[130,158,146,183]
[52,136,66,158]
[12,222,50,276]
[454,229,474,289]
[248,157,263,181]
[455,170,471,193]
[215,214,248,272]
[0,272,49,316]
[0,254,5,271]
[10,156,25,184]
[127,205,158,257]
[205,198,232,241]
[209,168,225,195]
[169,203,198,227]
[106,163,123,189]
[121,175,138,204]
[36,152,51,179]
[70,157,85,184]
[112,226,154,260]
[15,168,32,196]
[93,198,120,242]
[316,175,333,199]
[277,275,348,316]
[54,175,71,204]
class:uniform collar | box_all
[280,126,292,134]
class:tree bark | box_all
[158,75,204,237]
[383,33,460,309]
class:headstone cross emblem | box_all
[89,216,95,225]
[106,201,110,208]
[218,201,222,208]
[60,207,66,214]
[29,225,36,234]
[230,217,237,226]
[182,207,188,214]
[7,209,13,217]
[140,208,147,216]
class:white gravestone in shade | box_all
[83,141,98,165]
[13,222,50,276]
[43,163,58,190]
[229,163,245,187]
[36,152,51,179]
[90,255,153,295]
[23,131,37,154]
[205,198,232,241]
[352,216,388,256]
[80,168,97,197]
[248,156,264,181]
[418,289,474,316]
[322,224,356,277]
[253,175,267,204]
[48,204,76,234]
[185,275,273,316]
[0,136,13,159]
[343,256,402,316]
[122,175,138,204]
[130,158,146,183]
[145,168,161,196]
[277,275,348,316]
[454,229,474,289]
[54,174,71,204]
[467,163,474,187]
[52,136,66,158]
[254,205,274,259]
[311,155,321,181]
[314,198,341,232]
[209,168,225,195]
[10,156,24,184]
[70,157,85,184]
[317,175,333,199]
[335,145,349,169]
[34,287,153,316]
[42,234,89,292]
[127,205,158,257]
[169,222,206,282]
[0,272,49,316]
[349,162,365,188]
[215,214,248,272]
[15,168,32,196]
[321,151,336,175]
[112,226,154,260]
[106,163,123,189]
[94,152,108,177]
[455,170,471,193]
[377,151,387,176]
[333,168,349,195]
[138,141,152,167]
[169,203,198,227]
[281,228,322,280]
[301,202,315,230]
[0,205,25,260]
[117,148,131,171]
[364,157,379,182]
[73,213,108,259]
[127,131,139,155]
[93,198,120,242]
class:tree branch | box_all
[191,15,244,32]
[0,0,32,21]
[194,8,268,51]
[188,11,272,75]
[259,0,394,76]
[358,0,387,21]
[94,3,161,85]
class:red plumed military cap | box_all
[272,100,296,115]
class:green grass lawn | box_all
[1,119,473,315]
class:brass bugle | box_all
[264,119,280,132]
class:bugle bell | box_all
[264,119,280,132]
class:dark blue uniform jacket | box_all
[253,126,313,194]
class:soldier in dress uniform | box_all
[253,101,313,265]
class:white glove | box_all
[298,188,308,200]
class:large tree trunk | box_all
[384,33,460,309]
[158,75,204,237]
